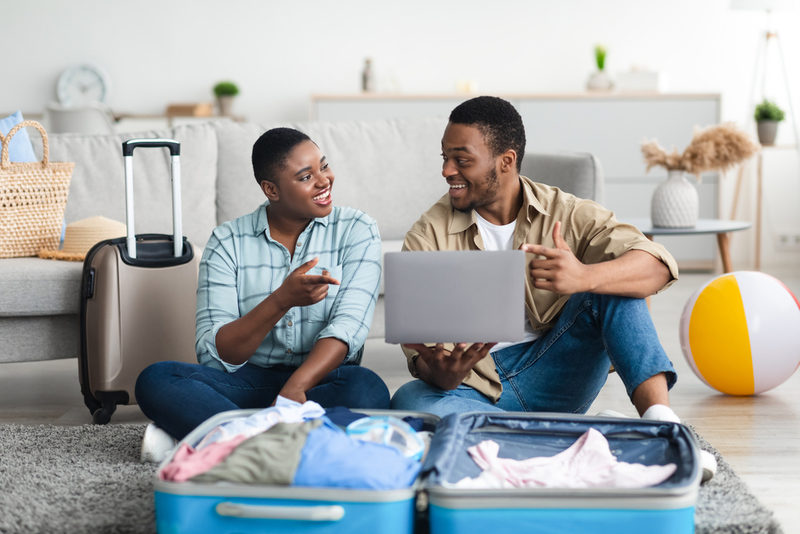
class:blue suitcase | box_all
[422,412,702,534]
[153,408,438,534]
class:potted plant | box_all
[754,99,785,146]
[641,123,759,228]
[586,45,612,91]
[213,81,239,116]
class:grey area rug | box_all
[0,423,784,534]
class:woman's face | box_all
[263,140,335,221]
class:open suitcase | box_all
[79,139,200,424]
[421,412,702,534]
[153,408,439,534]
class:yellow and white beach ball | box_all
[680,271,800,395]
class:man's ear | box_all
[260,179,279,201]
[499,149,517,174]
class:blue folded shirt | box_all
[293,417,422,490]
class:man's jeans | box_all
[136,361,390,440]
[390,292,677,418]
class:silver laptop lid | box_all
[384,250,526,344]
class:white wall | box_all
[3,0,800,269]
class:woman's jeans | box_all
[390,292,677,418]
[136,361,390,440]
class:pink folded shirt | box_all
[160,435,249,482]
[449,428,677,489]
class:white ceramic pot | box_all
[651,170,699,228]
[586,71,613,91]
[217,95,234,116]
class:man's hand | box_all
[520,221,590,295]
[274,257,340,310]
[405,342,496,391]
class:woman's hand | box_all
[274,257,340,311]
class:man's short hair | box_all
[251,127,311,184]
[449,96,526,171]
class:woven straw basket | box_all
[0,121,75,258]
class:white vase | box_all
[586,71,613,91]
[217,95,234,116]
[651,170,699,228]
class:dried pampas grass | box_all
[642,123,759,180]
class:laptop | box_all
[384,250,526,344]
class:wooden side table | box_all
[623,218,752,273]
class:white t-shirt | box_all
[474,212,541,353]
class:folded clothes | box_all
[166,415,422,490]
[448,428,677,490]
[294,418,422,490]
[195,397,325,450]
[160,435,250,482]
[324,406,368,427]
[191,419,323,485]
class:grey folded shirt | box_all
[191,418,323,485]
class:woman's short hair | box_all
[251,127,312,184]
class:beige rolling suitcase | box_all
[79,139,200,424]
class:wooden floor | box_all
[1,270,798,532]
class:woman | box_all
[136,128,388,461]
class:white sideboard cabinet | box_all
[312,93,722,269]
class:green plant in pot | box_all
[754,99,785,146]
[586,45,612,91]
[213,81,239,117]
[594,45,606,71]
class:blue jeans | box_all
[390,292,677,418]
[136,361,390,440]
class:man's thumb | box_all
[553,222,570,250]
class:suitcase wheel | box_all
[92,404,116,425]
[83,392,102,414]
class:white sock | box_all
[141,424,178,463]
[641,404,681,424]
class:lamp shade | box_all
[730,0,795,10]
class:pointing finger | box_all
[522,244,559,258]
[303,275,340,286]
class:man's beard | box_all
[453,166,500,213]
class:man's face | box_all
[440,122,500,213]
[263,140,335,220]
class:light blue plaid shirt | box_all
[196,201,381,373]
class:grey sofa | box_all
[0,117,603,364]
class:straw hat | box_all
[38,216,127,261]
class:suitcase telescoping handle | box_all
[121,139,182,259]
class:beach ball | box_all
[680,271,800,395]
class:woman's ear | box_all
[260,179,279,201]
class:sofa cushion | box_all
[0,258,83,316]
[522,152,605,205]
[214,117,449,241]
[31,122,218,248]
[0,315,80,362]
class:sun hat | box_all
[38,216,126,261]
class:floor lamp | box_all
[729,0,798,270]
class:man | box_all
[390,96,681,424]
[136,128,389,460]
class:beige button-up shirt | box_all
[401,175,679,402]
